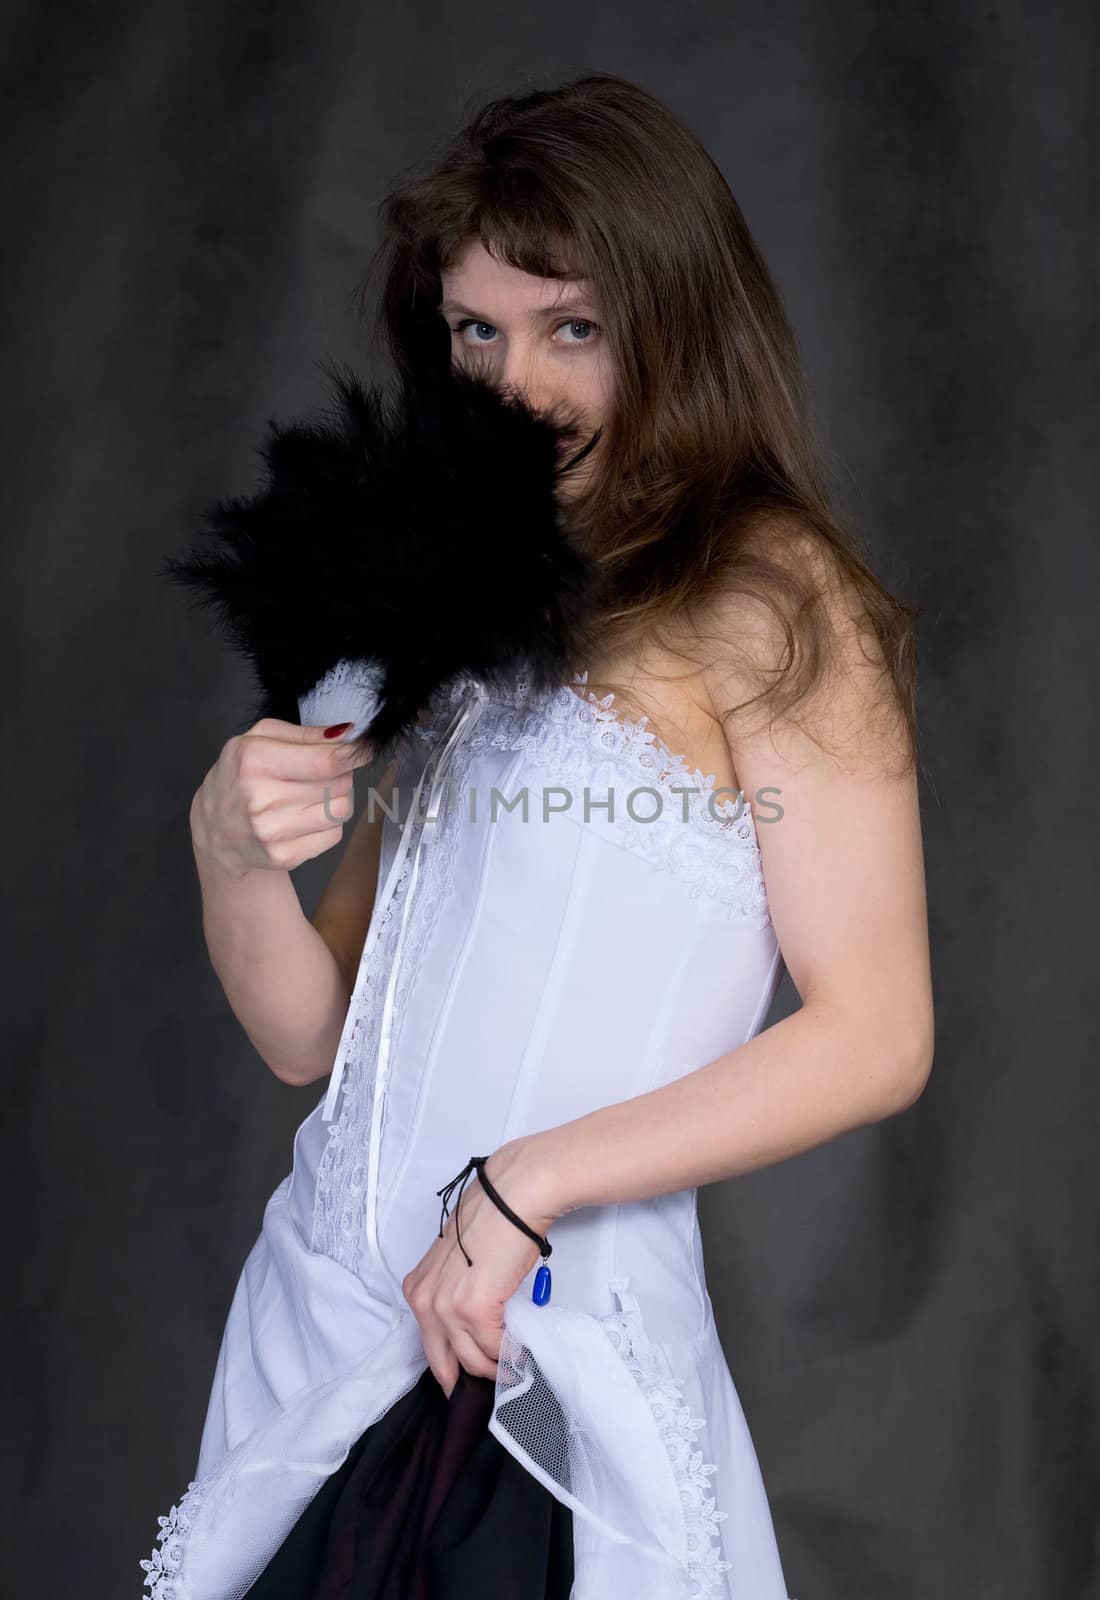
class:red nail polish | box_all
[323,722,353,739]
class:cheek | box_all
[587,356,614,424]
[567,362,613,427]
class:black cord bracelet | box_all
[436,1155,554,1305]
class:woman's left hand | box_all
[401,1138,560,1399]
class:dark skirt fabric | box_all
[246,1364,575,1599]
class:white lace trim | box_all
[309,864,402,1267]
[601,1281,733,1599]
[296,657,384,739]
[459,668,772,927]
[139,1476,205,1599]
[311,689,485,1272]
[298,654,396,1251]
[305,660,769,925]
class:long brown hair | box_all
[355,72,923,778]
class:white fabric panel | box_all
[140,667,791,1600]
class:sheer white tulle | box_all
[488,1280,734,1600]
[141,1311,428,1600]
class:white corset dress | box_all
[139,666,793,1600]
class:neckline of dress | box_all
[561,669,733,800]
[451,664,756,839]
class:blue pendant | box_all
[532,1263,552,1305]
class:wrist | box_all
[489,1130,575,1229]
[190,795,254,883]
[191,834,252,883]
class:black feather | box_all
[161,360,607,764]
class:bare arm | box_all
[190,718,398,1087]
[497,542,934,1218]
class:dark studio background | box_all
[3,3,1097,1596]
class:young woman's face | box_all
[439,237,613,501]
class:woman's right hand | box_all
[190,717,377,878]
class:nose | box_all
[496,341,555,418]
[455,344,561,428]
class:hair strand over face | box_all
[354,72,924,779]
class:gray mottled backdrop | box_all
[3,3,1096,1595]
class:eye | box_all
[451,318,499,345]
[448,317,601,348]
[555,318,600,344]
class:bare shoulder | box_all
[695,521,911,780]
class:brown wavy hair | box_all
[355,72,923,778]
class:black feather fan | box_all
[162,359,607,763]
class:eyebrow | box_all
[438,297,598,321]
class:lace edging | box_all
[297,658,384,735]
[461,669,772,927]
[601,1307,733,1600]
[139,1476,205,1599]
[312,702,485,1271]
[309,844,411,1267]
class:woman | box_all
[141,73,933,1600]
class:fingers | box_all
[417,1303,460,1398]
[197,716,382,876]
[424,1327,498,1398]
[421,1297,502,1384]
[408,1285,500,1393]
[240,720,376,782]
[244,775,359,836]
[449,1324,499,1382]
